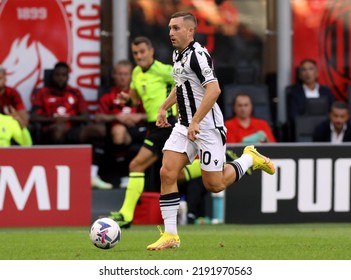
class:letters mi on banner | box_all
[0,146,91,227]
[0,0,100,110]
[225,144,351,223]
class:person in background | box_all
[30,61,112,189]
[225,93,276,144]
[286,59,335,141]
[96,60,147,148]
[0,65,29,129]
[30,62,90,144]
[313,101,351,143]
[0,113,32,147]
[89,60,147,188]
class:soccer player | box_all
[146,11,275,251]
[109,36,201,228]
[0,113,32,147]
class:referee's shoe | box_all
[109,212,132,229]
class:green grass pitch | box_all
[1,223,351,260]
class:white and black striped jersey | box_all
[172,41,225,130]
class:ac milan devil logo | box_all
[2,34,58,98]
[319,0,351,101]
[0,0,72,108]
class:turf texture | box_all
[1,223,351,260]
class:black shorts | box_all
[65,125,84,144]
[40,124,84,145]
[143,117,176,157]
[127,126,147,145]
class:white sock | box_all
[163,208,178,235]
[235,154,253,172]
[229,154,253,181]
[160,193,180,235]
[91,165,99,178]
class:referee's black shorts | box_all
[143,117,176,157]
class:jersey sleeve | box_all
[190,50,217,87]
[130,68,138,91]
[30,88,46,114]
[260,121,277,142]
[97,93,111,114]
[163,64,175,86]
[9,87,26,111]
[11,119,33,146]
[75,89,89,113]
[225,119,240,143]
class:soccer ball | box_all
[89,217,121,249]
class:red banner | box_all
[293,0,351,101]
[0,146,91,227]
[0,0,100,110]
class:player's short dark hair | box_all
[54,61,70,72]
[299,58,317,67]
[171,11,197,28]
[232,93,253,107]
[115,60,133,69]
[331,100,348,111]
[131,36,153,48]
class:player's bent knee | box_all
[129,159,141,172]
[160,166,178,183]
[203,181,225,193]
[202,171,225,193]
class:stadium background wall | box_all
[0,146,91,227]
[1,144,351,227]
[225,143,351,223]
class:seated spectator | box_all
[225,93,276,143]
[85,60,147,188]
[30,62,90,144]
[0,65,29,128]
[286,59,335,141]
[0,113,32,147]
[30,61,112,189]
[313,101,351,143]
[95,60,147,147]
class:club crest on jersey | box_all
[68,96,75,104]
[181,55,188,65]
[202,67,213,77]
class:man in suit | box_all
[286,59,335,141]
[313,101,351,143]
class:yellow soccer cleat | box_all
[243,145,275,175]
[147,226,180,251]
